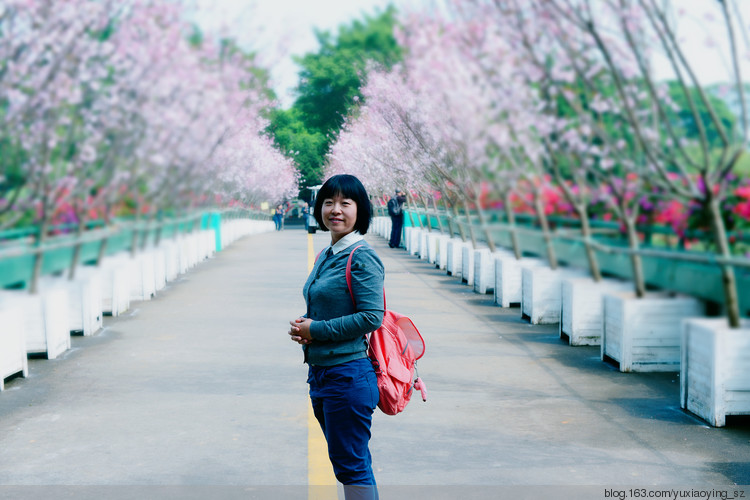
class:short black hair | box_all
[314,174,372,235]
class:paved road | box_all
[0,227,748,499]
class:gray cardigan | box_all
[302,240,385,366]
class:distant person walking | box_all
[302,202,310,232]
[387,190,406,248]
[273,204,283,231]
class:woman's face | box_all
[322,194,357,243]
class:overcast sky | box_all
[185,0,403,106]
[184,0,750,107]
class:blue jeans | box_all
[308,358,379,499]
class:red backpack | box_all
[346,245,427,415]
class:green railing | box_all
[0,209,270,290]
[396,207,750,316]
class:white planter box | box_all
[199,230,215,260]
[130,251,157,302]
[152,247,167,292]
[474,249,511,295]
[101,254,133,316]
[0,307,27,390]
[493,255,544,308]
[560,277,632,346]
[161,240,180,283]
[0,287,70,359]
[461,244,479,286]
[407,227,421,256]
[188,234,200,267]
[681,318,750,427]
[418,231,430,260]
[176,235,190,274]
[403,227,412,254]
[602,292,704,372]
[521,267,585,324]
[373,217,382,238]
[178,234,199,271]
[446,238,468,277]
[426,233,443,265]
[220,222,236,248]
[435,234,450,270]
[48,267,103,336]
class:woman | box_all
[289,174,383,500]
[273,204,283,231]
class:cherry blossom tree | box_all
[327,11,536,252]
[1,0,298,290]
[532,0,749,327]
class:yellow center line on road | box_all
[307,233,338,500]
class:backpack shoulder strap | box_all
[345,244,386,310]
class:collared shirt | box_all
[328,231,364,255]
[303,235,384,366]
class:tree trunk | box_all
[130,204,142,258]
[461,198,478,249]
[439,186,459,239]
[96,236,109,267]
[504,191,522,260]
[95,208,112,267]
[405,192,421,228]
[578,206,602,282]
[154,212,164,247]
[418,194,432,232]
[707,197,741,327]
[68,204,89,280]
[431,194,446,234]
[534,192,557,269]
[622,214,646,298]
[474,190,496,252]
[30,216,49,295]
[141,211,158,251]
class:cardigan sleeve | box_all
[308,248,385,342]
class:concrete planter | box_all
[461,244,481,287]
[374,217,384,238]
[435,234,450,270]
[426,232,444,265]
[474,249,511,295]
[0,307,27,390]
[602,292,704,372]
[0,287,70,359]
[418,231,430,261]
[446,238,469,278]
[560,277,632,346]
[681,318,750,427]
[130,251,157,302]
[178,235,198,272]
[493,255,544,308]
[521,267,586,324]
[49,268,103,336]
[152,247,167,292]
[407,227,421,256]
[161,240,180,283]
[199,229,216,260]
[220,222,237,248]
[403,227,413,254]
[101,254,133,316]
[187,233,200,267]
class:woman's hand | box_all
[289,317,313,345]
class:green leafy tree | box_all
[269,5,402,193]
[266,107,328,189]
